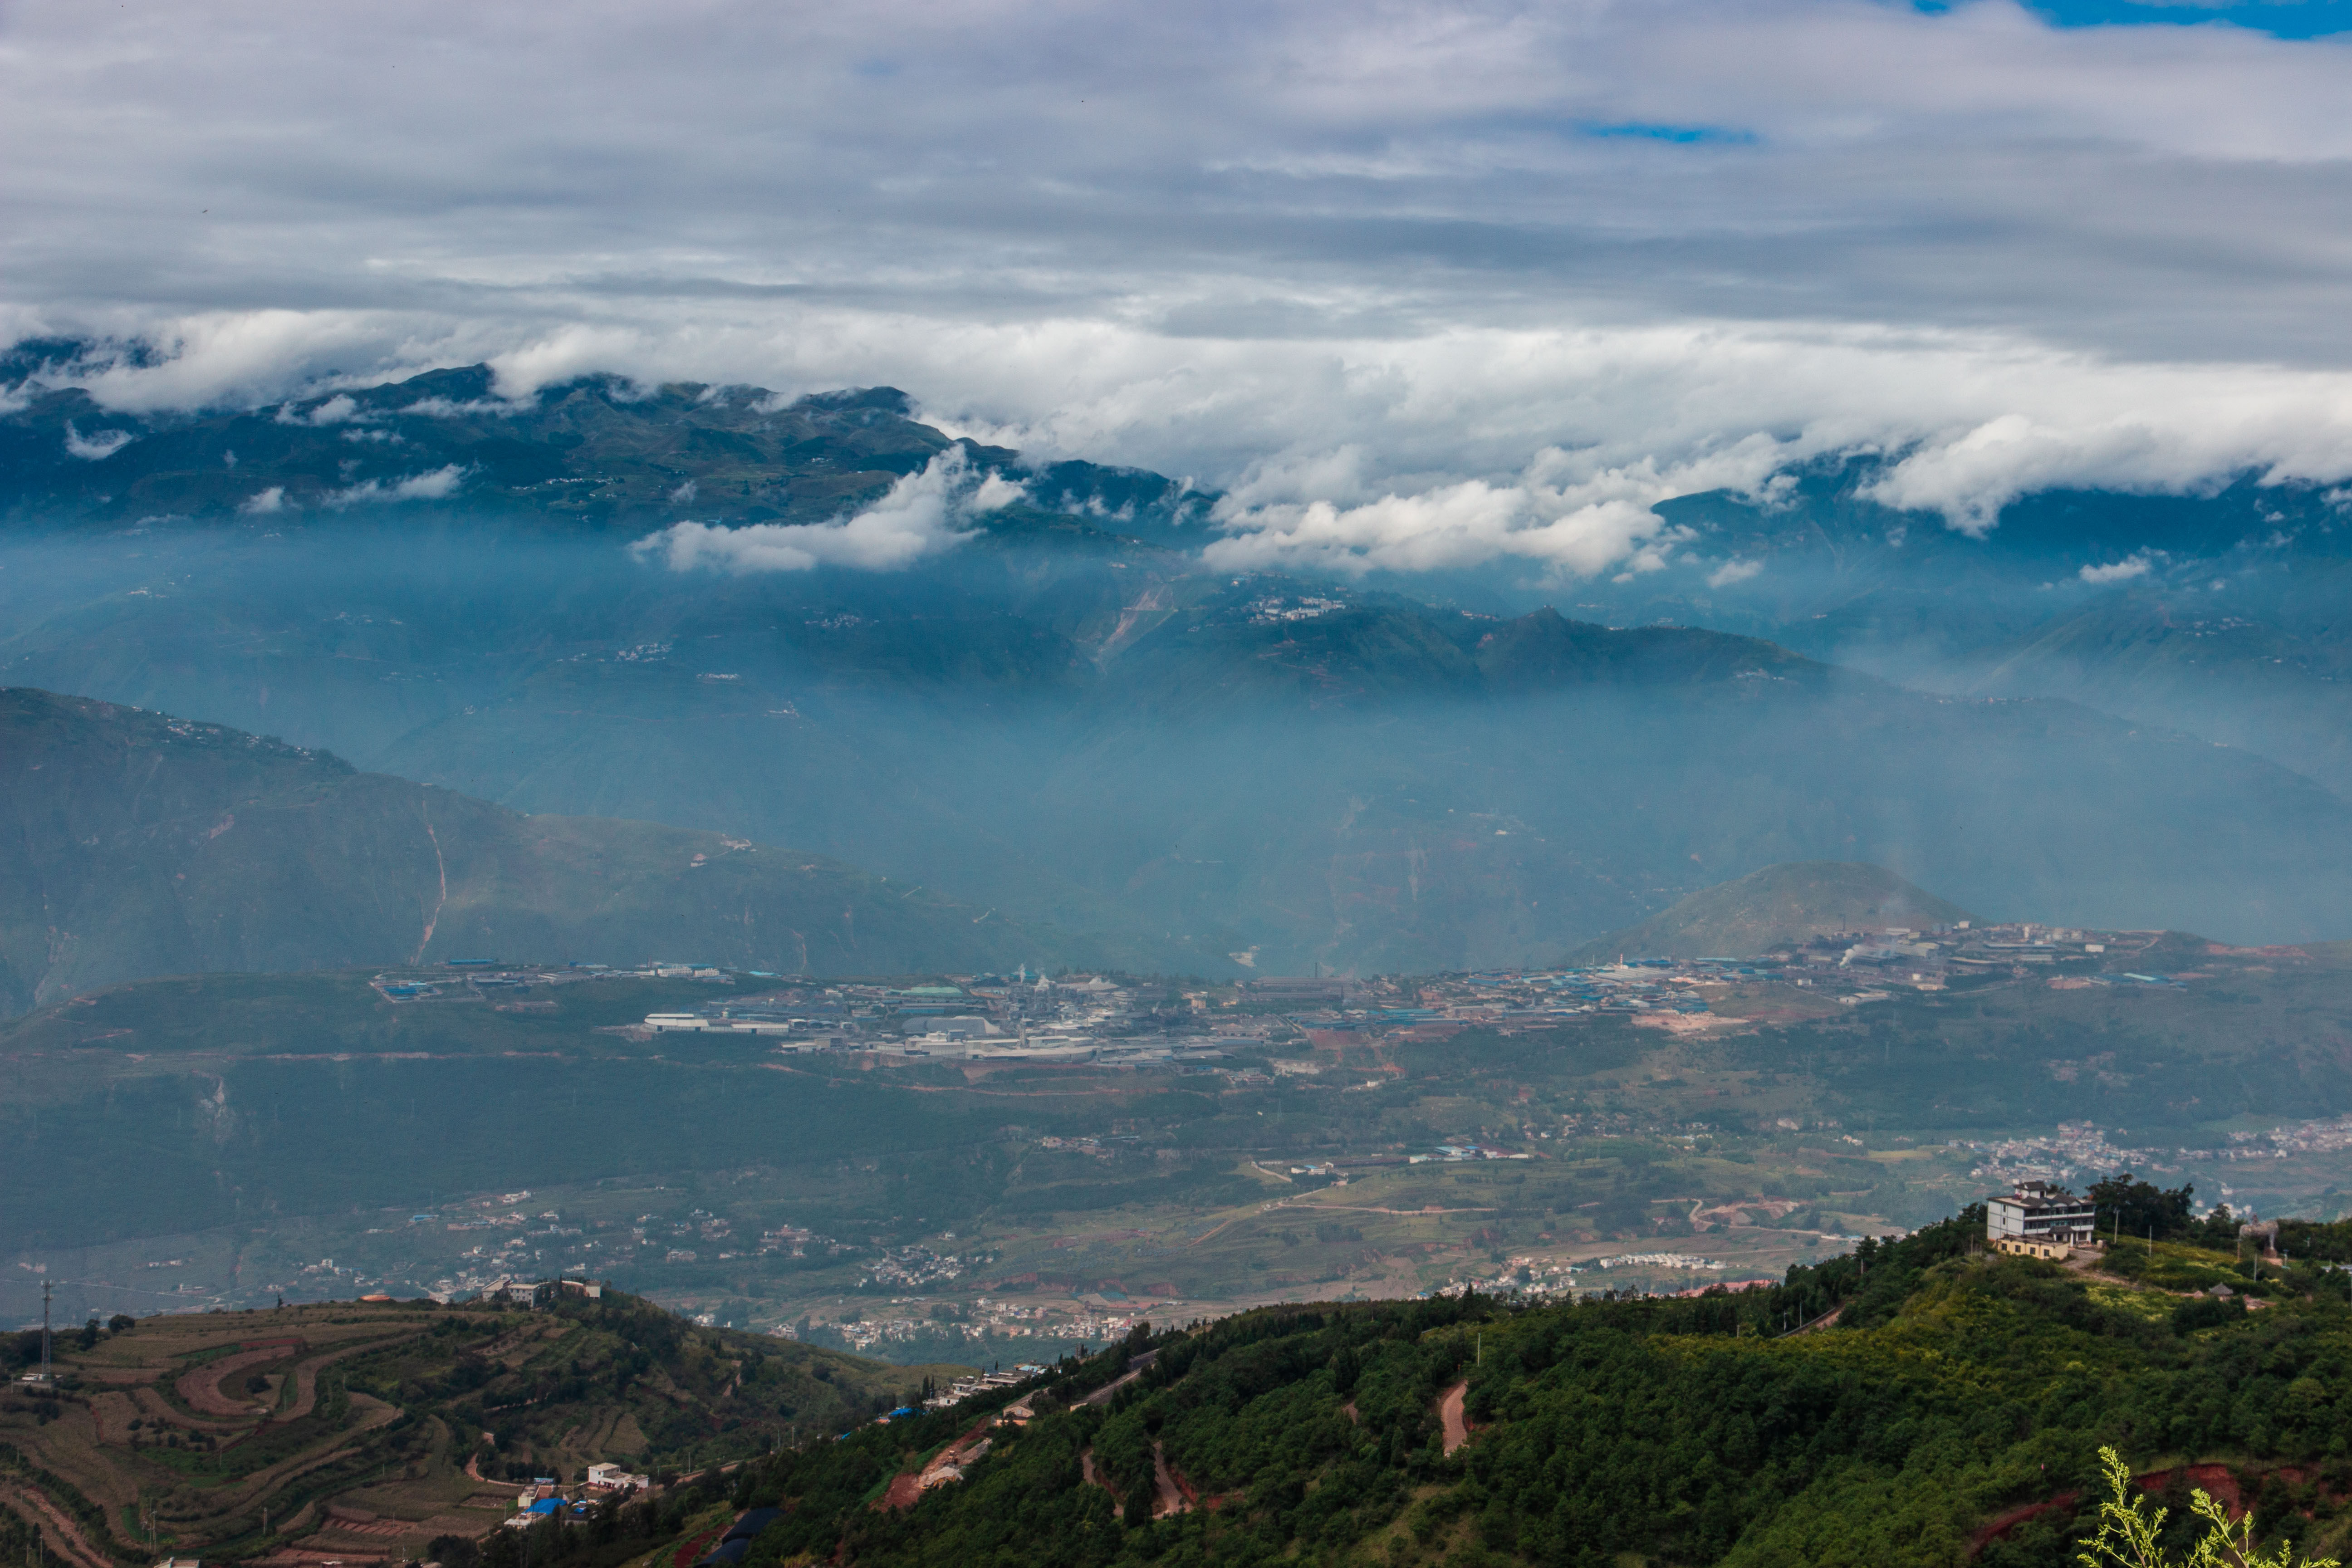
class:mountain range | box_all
[5,355,2352,977]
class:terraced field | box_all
[0,1294,951,1568]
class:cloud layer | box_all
[632,451,1014,573]
[6,0,2352,572]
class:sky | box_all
[5,0,2352,573]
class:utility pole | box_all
[40,1280,51,1387]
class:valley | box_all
[9,918,2349,1369]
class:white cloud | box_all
[278,393,361,426]
[62,421,133,460]
[238,485,285,515]
[2080,553,2156,584]
[7,0,2352,573]
[1707,558,1764,588]
[389,465,467,500]
[668,479,697,505]
[631,451,988,573]
[400,396,514,417]
[969,472,1028,513]
[324,464,470,507]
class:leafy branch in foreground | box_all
[2078,1447,2340,1568]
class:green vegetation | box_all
[617,1213,2352,1567]
[2077,1446,2339,1568]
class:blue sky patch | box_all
[1581,122,1758,146]
[1914,0,2350,40]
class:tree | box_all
[2089,1175,2195,1242]
[108,1314,136,1333]
[2077,1447,2339,1568]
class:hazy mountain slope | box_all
[9,360,2352,965]
[381,593,2352,965]
[1960,598,2352,798]
[0,687,1150,1014]
[1564,862,1972,963]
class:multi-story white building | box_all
[1987,1181,2098,1256]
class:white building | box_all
[585,1462,648,1491]
[1988,1181,2098,1254]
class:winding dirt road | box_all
[1438,1381,1470,1455]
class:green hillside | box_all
[0,686,1172,1015]
[657,1218,2352,1568]
[1566,861,1974,964]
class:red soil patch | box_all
[1969,1463,2342,1556]
[671,1524,726,1568]
[177,1347,290,1416]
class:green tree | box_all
[2089,1175,2195,1242]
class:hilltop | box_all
[560,1221,2352,1568]
[0,1289,953,1568]
[0,687,1174,1014]
[1565,861,1974,963]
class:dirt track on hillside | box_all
[1438,1381,1470,1455]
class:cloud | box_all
[62,421,133,460]
[324,464,470,507]
[238,485,286,515]
[399,396,514,417]
[2080,553,2156,583]
[1707,558,1764,588]
[969,472,1028,513]
[631,451,988,573]
[278,393,361,426]
[6,0,2352,573]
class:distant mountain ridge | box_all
[8,353,2352,965]
[1565,862,1973,964]
[0,686,1160,1014]
[0,356,1205,541]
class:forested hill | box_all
[710,1214,2352,1568]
